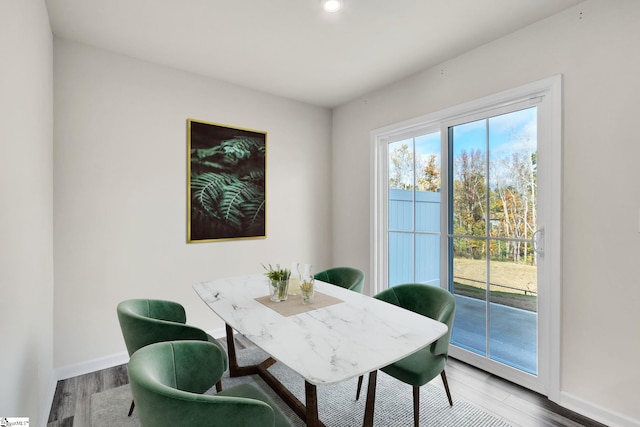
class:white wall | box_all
[332,0,640,425]
[0,0,54,424]
[53,39,332,367]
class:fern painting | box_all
[188,119,267,242]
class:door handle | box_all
[533,228,544,255]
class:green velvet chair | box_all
[356,283,456,427]
[128,340,291,427]
[314,266,365,293]
[117,299,228,416]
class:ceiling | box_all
[45,0,584,108]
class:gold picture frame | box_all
[187,118,267,242]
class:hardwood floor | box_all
[47,338,607,427]
[47,364,129,427]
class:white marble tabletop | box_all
[194,274,448,386]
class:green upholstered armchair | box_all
[314,266,365,293]
[117,299,228,415]
[128,340,291,427]
[357,284,456,427]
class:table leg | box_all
[224,323,326,427]
[305,381,321,427]
[226,323,267,377]
[362,370,377,427]
[225,324,240,374]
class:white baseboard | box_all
[39,374,58,427]
[55,350,130,381]
[54,326,227,381]
[560,391,640,427]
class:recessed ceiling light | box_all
[321,0,343,13]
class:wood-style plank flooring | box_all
[47,337,606,427]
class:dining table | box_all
[193,274,448,427]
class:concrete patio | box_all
[451,295,537,375]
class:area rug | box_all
[91,347,513,427]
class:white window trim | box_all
[370,75,562,400]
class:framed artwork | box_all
[187,118,267,242]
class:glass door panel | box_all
[451,119,487,238]
[416,233,440,286]
[389,232,413,286]
[451,237,487,356]
[387,132,441,288]
[449,107,539,376]
[489,258,538,374]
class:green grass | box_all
[453,281,537,312]
[454,258,537,295]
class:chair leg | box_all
[413,386,420,427]
[216,379,223,392]
[441,370,453,406]
[127,399,135,417]
[356,375,364,400]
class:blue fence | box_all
[388,189,441,287]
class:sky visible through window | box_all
[388,107,536,190]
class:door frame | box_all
[370,75,562,399]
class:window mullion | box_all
[484,118,491,359]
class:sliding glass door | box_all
[448,107,538,376]
[373,77,561,395]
